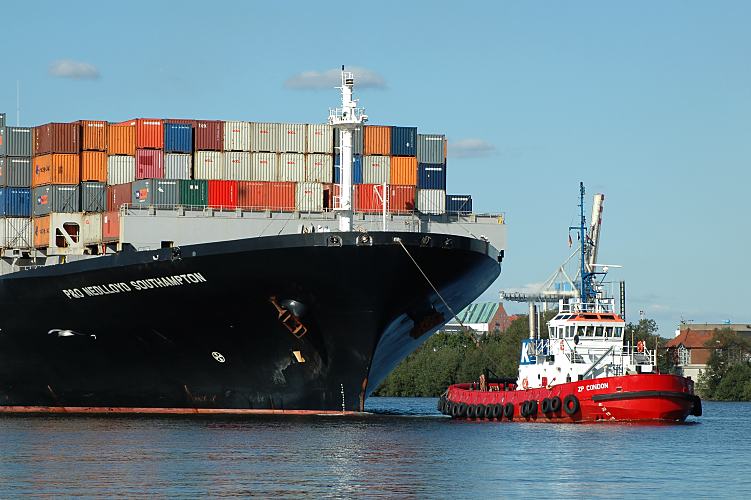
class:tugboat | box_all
[439,184,701,423]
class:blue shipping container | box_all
[334,155,363,184]
[391,126,417,156]
[417,163,447,190]
[164,122,193,153]
[446,194,473,214]
[1,187,31,217]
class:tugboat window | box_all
[615,327,623,338]
[577,325,587,337]
[605,326,614,337]
[595,326,604,337]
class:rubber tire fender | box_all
[541,398,551,414]
[564,394,580,416]
[528,399,538,417]
[520,400,529,417]
[491,404,502,420]
[466,405,476,419]
[483,404,493,420]
[437,397,445,413]
[450,402,461,418]
[550,396,562,413]
[458,403,468,418]
[504,402,514,420]
[476,404,486,420]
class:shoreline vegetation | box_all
[374,315,751,401]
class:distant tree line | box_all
[697,330,751,400]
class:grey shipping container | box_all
[164,153,192,180]
[224,151,253,181]
[417,189,446,215]
[307,124,333,154]
[33,184,80,215]
[132,179,180,207]
[278,123,306,153]
[1,157,32,187]
[251,152,277,181]
[278,153,305,182]
[2,217,33,248]
[80,181,106,212]
[251,122,281,152]
[362,155,390,184]
[295,182,324,212]
[417,134,446,164]
[5,127,32,157]
[107,155,136,185]
[0,127,5,155]
[0,112,5,128]
[223,121,252,151]
[305,154,333,183]
[193,151,224,180]
[334,126,363,155]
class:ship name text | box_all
[62,273,207,299]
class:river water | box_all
[0,398,746,498]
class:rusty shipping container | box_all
[102,211,120,241]
[1,157,32,187]
[223,121,252,152]
[207,180,238,209]
[164,153,192,180]
[362,155,390,184]
[278,153,305,182]
[33,184,80,215]
[195,120,223,151]
[193,151,224,180]
[390,156,417,185]
[79,120,108,151]
[250,152,277,181]
[251,122,280,152]
[80,182,106,212]
[81,151,107,182]
[224,152,253,181]
[307,124,333,154]
[305,154,333,183]
[363,125,391,156]
[135,149,165,180]
[107,183,132,211]
[107,124,136,155]
[34,123,80,155]
[32,154,80,187]
[107,155,136,185]
[295,182,323,212]
[267,182,295,211]
[237,181,268,210]
[278,123,306,153]
[5,127,33,156]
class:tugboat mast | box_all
[329,66,368,232]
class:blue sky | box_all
[2,1,749,336]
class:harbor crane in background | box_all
[500,185,625,338]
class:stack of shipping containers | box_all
[0,112,33,248]
[416,133,448,215]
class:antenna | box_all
[16,80,20,125]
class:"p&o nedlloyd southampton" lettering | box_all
[62,273,207,299]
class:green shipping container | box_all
[179,179,208,206]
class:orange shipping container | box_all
[32,154,80,187]
[390,156,417,185]
[79,120,108,151]
[33,216,51,248]
[116,118,163,149]
[364,125,391,156]
[108,124,136,155]
[102,211,120,241]
[81,151,107,182]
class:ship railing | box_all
[559,301,615,314]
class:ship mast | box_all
[329,66,368,232]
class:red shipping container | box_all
[268,182,296,211]
[107,183,133,211]
[238,181,269,210]
[117,118,163,149]
[136,149,165,179]
[354,184,414,213]
[387,184,416,213]
[322,183,341,210]
[208,180,239,209]
[195,120,224,151]
[33,122,80,155]
[102,211,120,241]
[78,120,108,151]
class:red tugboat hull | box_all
[441,374,701,423]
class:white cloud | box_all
[49,59,100,80]
[449,138,495,158]
[285,67,386,90]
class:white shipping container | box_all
[224,152,253,181]
[362,155,391,184]
[295,182,324,212]
[194,151,224,180]
[81,213,103,245]
[107,155,136,185]
[39,213,85,249]
[279,153,305,182]
[250,153,277,181]
[251,122,281,152]
[278,123,306,153]
[417,189,446,215]
[306,124,333,154]
[1,217,33,248]
[164,153,192,180]
[223,121,252,151]
[305,154,333,183]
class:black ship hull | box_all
[0,231,501,413]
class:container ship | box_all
[0,71,505,414]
